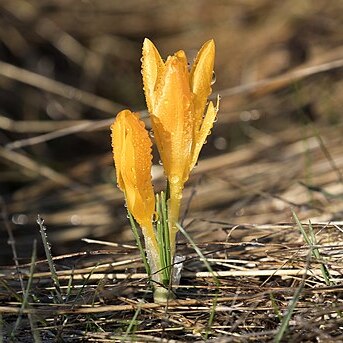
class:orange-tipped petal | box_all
[190,39,215,132]
[142,38,165,113]
[111,110,155,232]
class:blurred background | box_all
[0,0,342,264]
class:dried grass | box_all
[0,0,343,341]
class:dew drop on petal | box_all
[175,193,182,200]
[170,175,180,184]
[149,130,154,138]
[153,211,159,222]
[158,159,163,166]
[211,71,216,85]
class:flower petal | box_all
[190,39,215,133]
[190,99,219,170]
[111,110,155,230]
[142,38,165,113]
[152,51,193,185]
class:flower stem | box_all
[153,191,177,302]
[156,192,172,286]
[168,183,182,257]
[127,210,151,277]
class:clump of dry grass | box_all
[1,218,343,342]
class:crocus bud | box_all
[111,109,157,247]
[142,39,218,248]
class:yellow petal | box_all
[140,39,218,248]
[152,51,193,185]
[111,110,155,231]
[190,98,219,170]
[190,39,215,133]
[142,38,165,114]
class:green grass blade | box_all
[65,268,75,302]
[176,223,219,285]
[122,304,141,342]
[36,215,63,303]
[73,263,99,307]
[155,192,172,286]
[270,293,282,322]
[273,280,304,343]
[160,192,171,278]
[11,240,41,343]
[308,221,332,286]
[293,211,332,286]
[292,210,310,245]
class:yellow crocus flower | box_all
[111,110,159,265]
[142,39,219,249]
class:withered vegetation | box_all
[0,1,342,342]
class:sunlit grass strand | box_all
[37,215,63,303]
[292,210,332,286]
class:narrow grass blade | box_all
[269,293,282,322]
[65,269,75,302]
[73,263,99,307]
[273,279,304,343]
[156,192,172,286]
[308,221,332,286]
[292,210,332,285]
[122,304,141,342]
[160,192,171,280]
[292,210,310,245]
[176,223,219,285]
[36,215,63,303]
[11,240,41,343]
